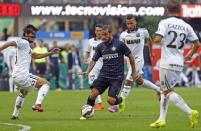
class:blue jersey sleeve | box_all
[120,42,131,56]
[92,44,102,61]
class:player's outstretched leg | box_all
[11,89,28,120]
[32,78,50,112]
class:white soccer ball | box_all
[81,105,94,118]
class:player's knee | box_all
[20,89,28,96]
[107,97,116,105]
[125,80,132,86]
[136,77,144,85]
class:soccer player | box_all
[108,15,160,113]
[84,24,104,110]
[150,1,199,128]
[80,25,136,119]
[0,24,60,120]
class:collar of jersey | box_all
[104,38,114,47]
[127,27,138,33]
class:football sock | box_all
[169,92,192,115]
[35,84,50,105]
[114,97,123,105]
[95,95,102,104]
[87,96,95,106]
[120,85,131,98]
[12,93,25,117]
[143,79,160,92]
[159,93,169,120]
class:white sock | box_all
[95,95,102,104]
[12,93,25,117]
[120,85,131,98]
[159,93,169,120]
[169,92,192,115]
[143,79,160,92]
[35,84,50,105]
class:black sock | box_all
[114,97,122,105]
[87,96,95,106]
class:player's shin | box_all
[169,92,192,115]
[35,84,50,105]
[87,96,96,106]
[120,85,131,98]
[159,93,169,120]
[12,93,25,117]
[143,79,160,92]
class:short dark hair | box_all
[95,24,103,28]
[102,25,112,33]
[23,24,38,36]
[167,1,180,13]
[126,14,136,20]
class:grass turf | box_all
[0,88,200,131]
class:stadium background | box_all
[0,0,201,91]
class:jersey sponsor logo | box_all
[126,39,141,44]
[169,64,183,68]
[102,53,119,59]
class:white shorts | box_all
[13,73,39,91]
[159,68,181,89]
[126,60,144,81]
[88,67,101,85]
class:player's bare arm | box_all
[32,47,61,59]
[81,60,96,77]
[127,53,137,81]
[84,52,90,64]
[185,40,200,61]
[147,37,154,59]
[153,35,162,45]
[0,41,16,52]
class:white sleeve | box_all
[14,38,24,49]
[86,40,91,53]
[155,20,166,37]
[144,29,150,38]
[119,33,125,42]
[187,25,198,42]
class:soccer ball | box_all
[81,105,94,118]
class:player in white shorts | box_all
[150,1,199,128]
[108,15,160,113]
[84,24,104,110]
[0,24,60,120]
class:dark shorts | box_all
[36,63,46,75]
[91,77,123,97]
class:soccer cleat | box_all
[80,116,87,120]
[118,96,126,113]
[11,116,19,120]
[108,105,119,113]
[98,103,104,110]
[32,104,44,112]
[189,110,199,128]
[150,119,166,128]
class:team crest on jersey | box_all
[136,33,140,37]
[111,46,116,51]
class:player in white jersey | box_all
[150,2,199,128]
[0,25,60,120]
[108,15,160,113]
[84,24,104,110]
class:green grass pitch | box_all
[0,88,200,131]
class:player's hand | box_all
[79,72,89,77]
[51,48,61,54]
[132,72,137,81]
[83,59,89,64]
